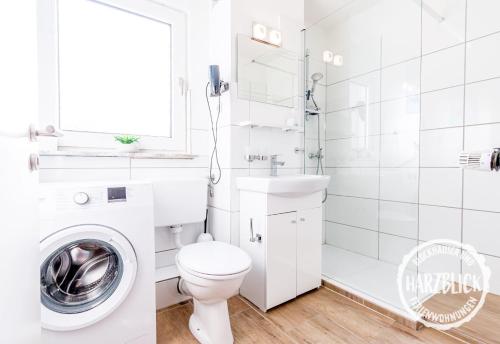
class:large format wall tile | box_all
[422,0,466,54]
[466,0,500,40]
[325,222,379,259]
[326,195,379,231]
[420,86,464,130]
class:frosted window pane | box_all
[58,0,171,137]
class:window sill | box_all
[39,149,197,160]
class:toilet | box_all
[176,241,251,344]
[152,178,251,344]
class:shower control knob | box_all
[73,192,90,205]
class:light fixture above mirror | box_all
[252,22,282,47]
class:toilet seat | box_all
[177,241,251,280]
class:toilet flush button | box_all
[73,192,90,205]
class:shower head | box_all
[311,72,324,82]
[308,72,324,98]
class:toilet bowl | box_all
[176,241,251,344]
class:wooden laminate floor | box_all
[157,286,466,344]
[424,291,500,344]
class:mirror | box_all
[237,34,298,108]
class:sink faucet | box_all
[270,155,285,176]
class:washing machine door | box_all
[40,224,137,331]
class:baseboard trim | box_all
[321,279,423,331]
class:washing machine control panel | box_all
[107,187,127,202]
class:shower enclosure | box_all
[303,0,474,317]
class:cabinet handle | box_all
[300,218,305,222]
[249,218,262,243]
[291,220,297,224]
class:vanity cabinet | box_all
[239,190,323,311]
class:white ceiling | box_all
[304,0,354,27]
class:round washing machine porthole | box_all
[40,225,137,332]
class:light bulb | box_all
[333,54,344,66]
[322,50,334,63]
[252,23,267,41]
[268,29,282,46]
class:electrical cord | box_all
[206,82,222,185]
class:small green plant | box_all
[114,135,140,144]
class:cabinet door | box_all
[266,212,297,309]
[297,207,322,295]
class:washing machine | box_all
[39,181,156,344]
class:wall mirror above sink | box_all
[237,34,298,108]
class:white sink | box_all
[237,175,330,196]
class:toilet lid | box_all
[177,241,251,276]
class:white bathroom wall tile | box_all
[422,0,466,54]
[207,206,231,243]
[130,156,208,168]
[381,58,421,101]
[326,70,380,112]
[325,136,380,167]
[419,205,462,242]
[326,33,381,84]
[130,167,208,180]
[326,104,380,140]
[464,122,500,152]
[229,91,250,126]
[380,132,419,167]
[484,256,500,295]
[305,112,326,140]
[466,32,500,83]
[39,155,129,169]
[379,168,419,203]
[463,210,500,257]
[230,212,240,246]
[463,170,500,212]
[325,222,379,259]
[465,78,500,125]
[381,0,421,67]
[327,167,379,199]
[190,129,209,156]
[326,195,379,231]
[39,168,130,182]
[418,243,461,276]
[466,0,500,41]
[421,44,465,92]
[228,125,250,169]
[420,86,464,130]
[380,96,420,135]
[249,129,303,169]
[462,254,500,295]
[419,168,462,207]
[379,233,417,265]
[379,201,418,239]
[420,127,463,167]
[207,168,248,212]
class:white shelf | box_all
[238,121,304,133]
[155,265,179,283]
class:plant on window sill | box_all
[114,135,140,153]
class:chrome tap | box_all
[270,155,285,176]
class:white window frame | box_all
[38,0,188,152]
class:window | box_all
[39,0,187,151]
